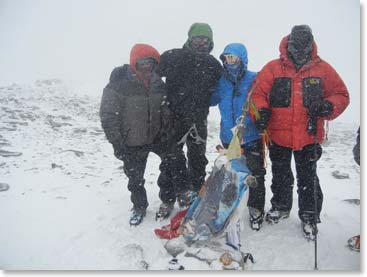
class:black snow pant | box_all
[119,139,189,211]
[243,139,266,212]
[173,117,208,193]
[269,142,323,223]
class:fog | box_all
[0,0,360,123]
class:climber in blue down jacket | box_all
[210,43,266,231]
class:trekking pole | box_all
[312,132,318,270]
[307,115,318,270]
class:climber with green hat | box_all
[183,22,214,54]
[158,23,222,215]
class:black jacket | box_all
[159,47,222,123]
[100,65,170,147]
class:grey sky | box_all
[0,0,360,123]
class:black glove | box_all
[308,100,333,117]
[112,142,126,160]
[160,128,176,145]
[255,108,271,130]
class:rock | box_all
[0,141,11,147]
[0,150,22,157]
[73,128,88,134]
[51,163,63,169]
[164,237,186,257]
[343,199,360,205]
[100,180,110,187]
[45,116,73,129]
[0,183,10,192]
[331,170,350,179]
[60,149,84,157]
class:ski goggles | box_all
[191,36,210,45]
[135,57,157,72]
[223,54,240,65]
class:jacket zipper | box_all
[231,82,236,125]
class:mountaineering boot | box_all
[177,190,198,209]
[129,208,146,226]
[347,235,360,252]
[249,207,264,231]
[167,258,185,270]
[265,208,290,224]
[156,202,174,220]
[302,221,318,241]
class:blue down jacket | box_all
[210,43,261,146]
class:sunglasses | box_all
[223,54,240,65]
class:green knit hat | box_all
[184,22,214,53]
[188,23,213,41]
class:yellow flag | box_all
[226,126,242,161]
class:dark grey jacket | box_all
[100,65,169,147]
[353,127,360,165]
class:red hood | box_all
[129,43,160,73]
[279,35,319,68]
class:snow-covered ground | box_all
[0,80,360,270]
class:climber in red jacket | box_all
[250,25,349,240]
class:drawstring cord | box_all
[177,124,206,145]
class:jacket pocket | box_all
[270,77,292,108]
[302,77,323,108]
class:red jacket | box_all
[251,35,349,150]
